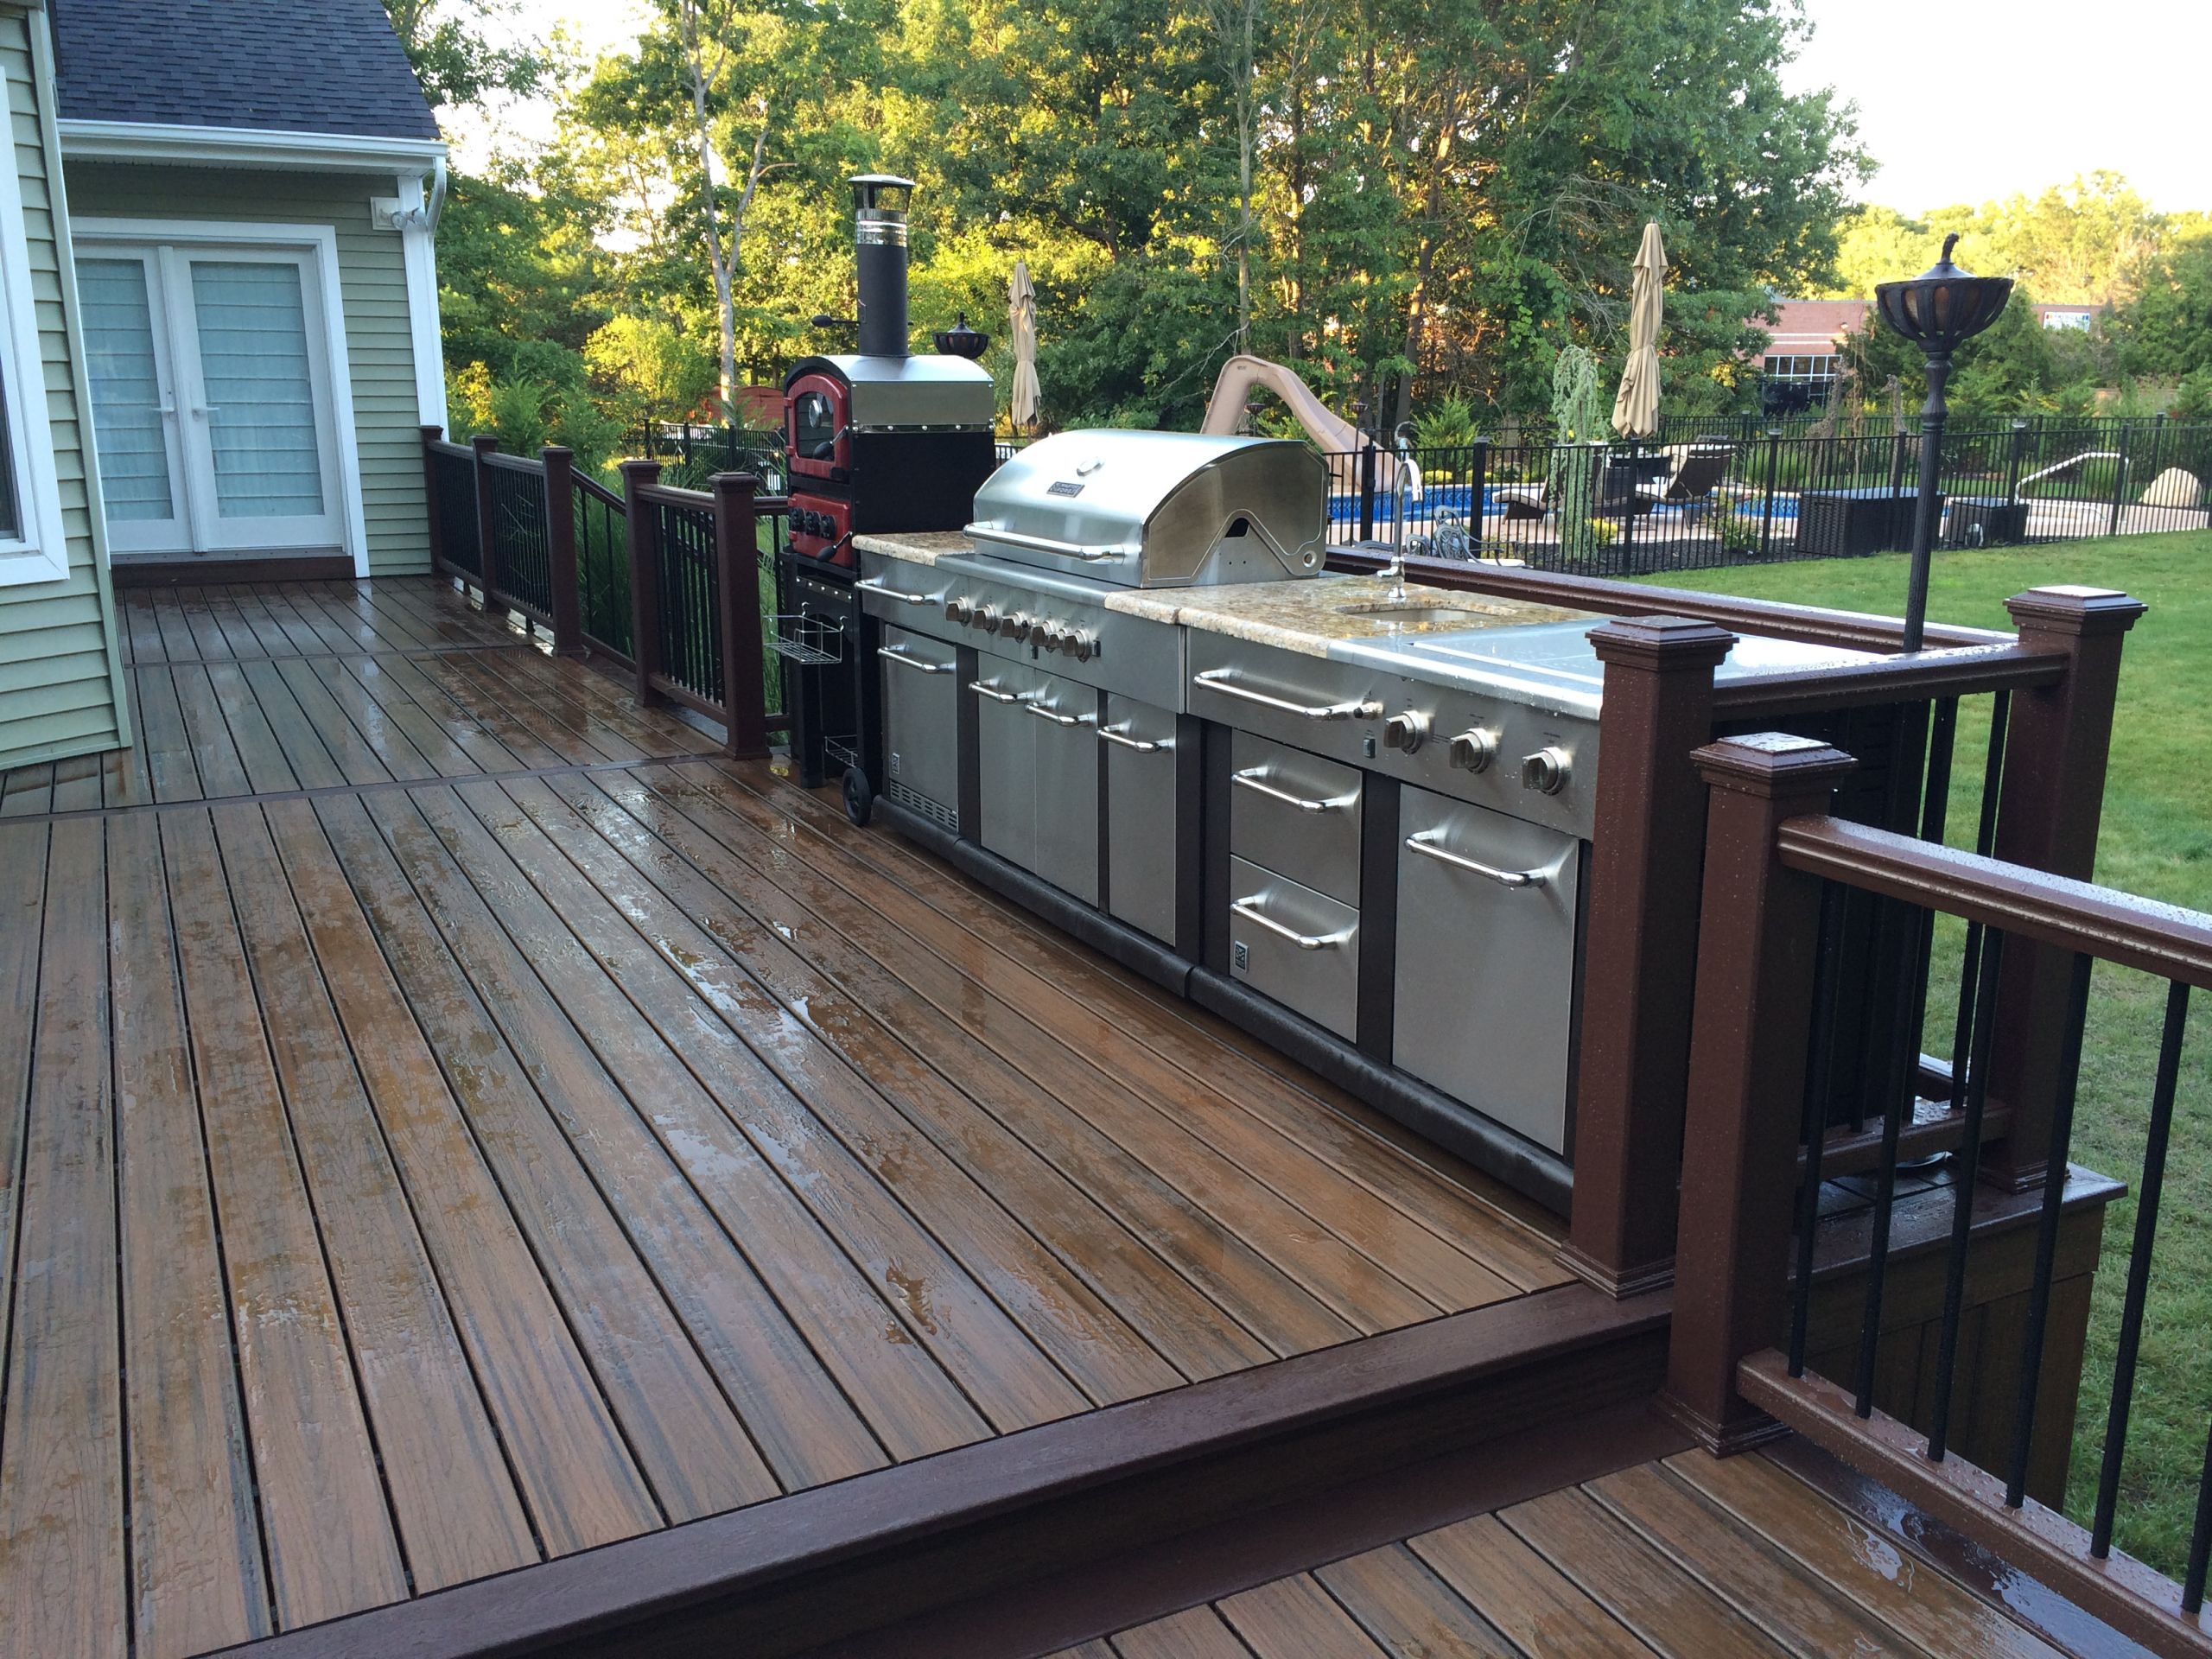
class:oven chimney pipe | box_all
[852,173,913,359]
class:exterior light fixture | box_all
[1873,234,2014,651]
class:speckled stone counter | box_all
[853,532,1601,657]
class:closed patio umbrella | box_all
[1611,221,1666,438]
[1010,260,1041,429]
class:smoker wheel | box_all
[842,765,874,828]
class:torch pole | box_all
[1901,350,1951,654]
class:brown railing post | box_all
[1984,585,2145,1190]
[1560,615,1738,1298]
[710,471,769,760]
[542,445,583,656]
[1662,734,1857,1452]
[420,423,448,574]
[620,459,664,707]
[470,433,503,604]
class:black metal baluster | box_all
[1789,882,1848,1376]
[1949,692,2011,1092]
[2005,950,2097,1507]
[2090,980,2192,1555]
[1926,926,2005,1462]
[2188,1418,2212,1612]
[1920,697,1958,842]
[1855,900,1934,1416]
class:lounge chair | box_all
[1635,445,1732,513]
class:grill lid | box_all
[785,353,995,431]
[966,429,1326,587]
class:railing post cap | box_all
[708,470,760,496]
[1587,613,1738,671]
[618,457,663,478]
[1691,732,1856,797]
[469,432,500,453]
[2005,586,2146,637]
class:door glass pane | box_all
[189,260,324,518]
[78,257,173,522]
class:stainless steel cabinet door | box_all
[1027,666,1100,906]
[1392,785,1580,1153]
[1228,855,1360,1039]
[1103,693,1179,943]
[974,660,1038,872]
[880,624,961,824]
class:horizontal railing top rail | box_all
[1780,815,2212,988]
[480,448,547,475]
[575,471,624,511]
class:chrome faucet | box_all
[1383,420,1421,602]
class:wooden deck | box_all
[1053,1443,2108,1658]
[0,579,1571,1658]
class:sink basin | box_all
[1338,602,1512,631]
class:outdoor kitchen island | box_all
[853,518,1882,1211]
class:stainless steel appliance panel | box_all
[1227,855,1360,1040]
[1391,784,1580,1154]
[1027,667,1100,905]
[1228,729,1363,906]
[1103,694,1179,943]
[974,659,1040,872]
[878,624,961,825]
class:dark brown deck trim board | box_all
[217,1283,1669,1659]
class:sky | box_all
[488,0,2212,215]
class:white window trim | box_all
[73,217,372,578]
[0,51,74,587]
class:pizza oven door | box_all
[785,372,850,485]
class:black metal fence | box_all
[651,495,724,706]
[1318,420,2212,578]
[574,473,632,664]
[429,441,481,579]
[484,452,552,620]
[632,422,788,490]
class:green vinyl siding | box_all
[62,159,433,575]
[0,6,128,770]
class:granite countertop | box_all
[1107,576,1601,658]
[852,531,976,566]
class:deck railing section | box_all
[1662,693,2212,1656]
[419,428,786,757]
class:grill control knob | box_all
[944,595,974,625]
[1005,611,1036,642]
[1067,628,1099,662]
[973,603,1001,633]
[1521,747,1572,795]
[1382,710,1430,753]
[1039,620,1069,652]
[1448,728,1498,773]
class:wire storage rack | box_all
[766,612,845,665]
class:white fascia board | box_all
[58,118,446,173]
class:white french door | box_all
[79,242,346,560]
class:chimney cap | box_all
[850,174,915,215]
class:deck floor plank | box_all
[237,659,352,791]
[343,652,531,775]
[0,762,48,816]
[1108,1605,1258,1659]
[205,661,302,796]
[0,821,43,1414]
[349,786,895,1489]
[1217,1573,1393,1658]
[1408,1511,1655,1656]
[1314,1544,1517,1657]
[51,753,105,813]
[212,804,543,1591]
[120,589,165,664]
[149,590,200,664]
[171,663,254,801]
[134,664,205,803]
[0,827,126,1659]
[107,811,271,1658]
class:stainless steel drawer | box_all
[879,624,961,825]
[1227,855,1359,1040]
[1103,693,1179,944]
[1229,729,1363,906]
[1391,784,1580,1153]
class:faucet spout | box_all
[1384,421,1420,603]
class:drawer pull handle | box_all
[1192,669,1382,722]
[1232,767,1357,814]
[1026,700,1095,728]
[1230,897,1355,951]
[878,645,955,674]
[1098,723,1172,753]
[968,678,1026,704]
[1404,831,1549,888]
[855,578,945,606]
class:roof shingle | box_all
[53,0,440,143]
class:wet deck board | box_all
[0,577,1562,1651]
[1057,1446,2090,1657]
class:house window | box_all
[0,61,67,586]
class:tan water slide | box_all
[1199,354,1412,493]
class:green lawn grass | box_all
[1646,529,2212,1574]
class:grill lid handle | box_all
[963,522,1133,563]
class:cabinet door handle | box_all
[878,645,954,674]
[1192,669,1381,721]
[1230,897,1354,950]
[1026,700,1094,728]
[1403,831,1549,888]
[968,678,1026,704]
[1098,723,1171,753]
[1231,767,1357,814]
[855,578,945,606]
